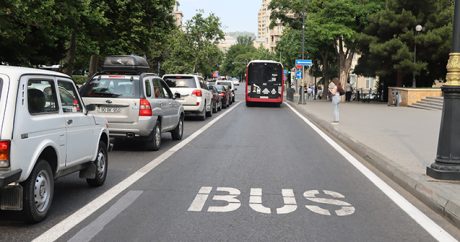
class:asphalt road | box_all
[1,85,458,241]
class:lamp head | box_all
[415,25,423,32]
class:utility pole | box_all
[298,12,306,104]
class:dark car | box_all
[208,85,222,113]
[215,85,231,109]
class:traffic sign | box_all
[296,59,313,66]
[296,70,302,79]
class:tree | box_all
[270,0,382,87]
[355,0,453,87]
[163,11,225,77]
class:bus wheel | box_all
[246,102,252,107]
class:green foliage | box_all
[355,0,453,87]
[163,11,224,77]
[0,0,175,75]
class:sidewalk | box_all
[288,97,460,228]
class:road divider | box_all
[33,102,242,242]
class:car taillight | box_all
[139,98,153,116]
[0,140,10,168]
[192,89,202,97]
[219,93,225,97]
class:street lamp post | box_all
[427,0,460,180]
[412,25,423,88]
[298,12,306,105]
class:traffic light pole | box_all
[427,0,460,180]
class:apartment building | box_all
[257,0,284,52]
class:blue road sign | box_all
[295,59,313,66]
[296,70,302,79]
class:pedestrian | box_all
[345,80,352,102]
[328,78,342,124]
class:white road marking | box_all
[248,188,298,215]
[68,190,143,242]
[304,190,355,217]
[286,102,457,242]
[249,188,271,214]
[33,102,242,242]
[207,187,241,213]
[187,186,212,212]
[276,189,297,215]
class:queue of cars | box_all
[0,55,235,223]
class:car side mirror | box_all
[86,104,96,113]
[174,93,181,100]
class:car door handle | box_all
[67,120,73,125]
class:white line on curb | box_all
[33,102,242,242]
[285,102,457,242]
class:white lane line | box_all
[33,102,242,242]
[285,103,457,242]
[68,190,143,242]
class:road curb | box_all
[287,101,460,228]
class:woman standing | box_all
[328,78,342,124]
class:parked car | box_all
[216,80,236,103]
[215,84,231,109]
[80,55,185,151]
[232,78,240,86]
[0,66,110,222]
[208,85,222,113]
[163,74,213,120]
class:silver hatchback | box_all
[80,56,185,151]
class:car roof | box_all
[0,65,70,82]
[248,60,282,64]
[163,74,202,79]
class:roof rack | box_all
[101,55,150,74]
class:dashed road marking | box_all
[33,102,242,242]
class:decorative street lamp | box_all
[412,24,423,88]
[427,0,460,180]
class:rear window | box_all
[80,77,140,98]
[164,76,197,88]
[216,81,232,89]
[215,85,226,92]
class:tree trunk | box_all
[396,71,403,87]
[63,30,77,76]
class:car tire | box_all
[212,102,217,113]
[218,101,222,111]
[199,103,207,121]
[146,121,161,151]
[86,141,108,187]
[171,116,184,140]
[206,102,213,117]
[22,160,54,223]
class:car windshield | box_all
[80,78,139,98]
[164,76,197,88]
[215,85,226,92]
[216,81,232,89]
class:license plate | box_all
[99,107,121,113]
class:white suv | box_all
[0,66,110,222]
[163,74,213,120]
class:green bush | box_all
[72,75,88,85]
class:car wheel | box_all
[199,103,207,121]
[218,101,222,111]
[206,102,213,117]
[86,141,108,187]
[212,102,217,113]
[146,121,161,151]
[171,116,184,140]
[22,160,54,223]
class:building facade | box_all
[173,1,183,28]
[258,0,284,52]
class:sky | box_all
[178,0,262,34]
